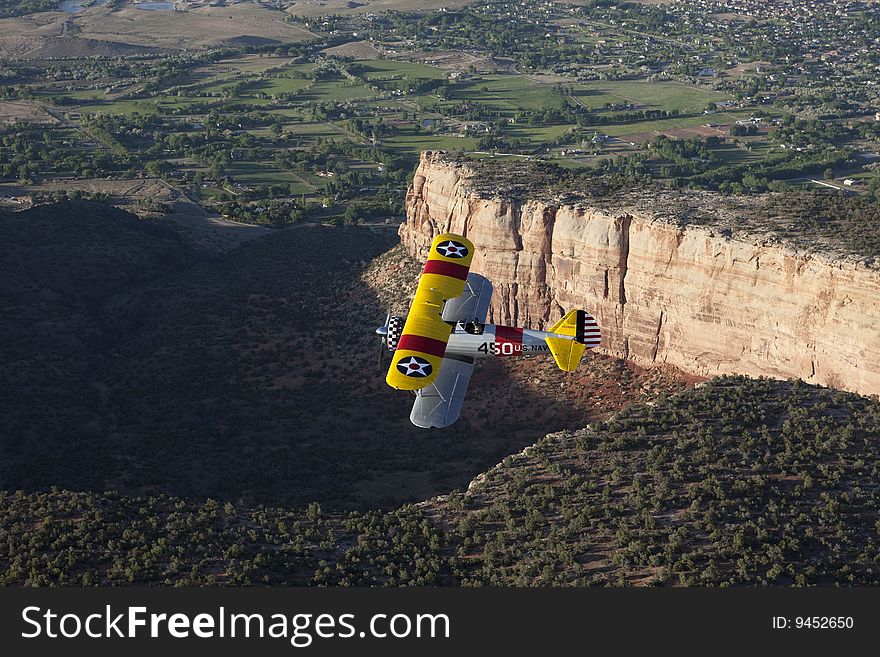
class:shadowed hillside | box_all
[423,376,880,586]
[1,202,686,509]
[0,202,196,489]
[3,204,880,587]
[2,377,879,586]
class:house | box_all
[843,179,858,186]
[875,112,880,122]
[463,122,490,134]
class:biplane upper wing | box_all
[441,273,493,324]
[410,355,474,428]
[386,233,475,391]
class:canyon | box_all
[400,151,880,396]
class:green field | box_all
[594,110,748,139]
[359,60,447,81]
[248,77,312,95]
[218,55,294,73]
[384,131,479,155]
[420,75,730,118]
[284,121,340,138]
[73,99,161,115]
[155,97,209,112]
[56,89,109,101]
[452,75,566,112]
[281,63,319,76]
[711,141,765,164]
[227,161,312,192]
[193,79,239,95]
[506,123,575,148]
[296,77,377,102]
[572,80,729,113]
[185,73,310,99]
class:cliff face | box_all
[401,152,880,396]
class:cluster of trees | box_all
[0,491,443,586]
[364,8,577,73]
[729,124,759,137]
[3,374,880,587]
[570,133,860,194]
[578,108,682,127]
[0,84,34,100]
[338,193,403,225]
[0,0,56,18]
[31,189,111,204]
[0,126,133,182]
[438,376,880,586]
[751,192,880,258]
[683,147,859,194]
[213,198,305,227]
[275,139,409,179]
[654,134,719,158]
[475,132,529,153]
[770,117,855,149]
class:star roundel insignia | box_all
[436,240,469,259]
[396,355,433,377]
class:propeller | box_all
[375,311,391,371]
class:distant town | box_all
[0,0,876,226]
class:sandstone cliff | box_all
[400,151,880,396]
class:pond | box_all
[136,1,175,9]
[58,0,107,13]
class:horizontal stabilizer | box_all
[545,336,586,372]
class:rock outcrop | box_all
[400,151,880,396]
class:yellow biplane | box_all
[377,233,601,428]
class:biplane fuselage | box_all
[446,325,560,359]
[380,233,601,428]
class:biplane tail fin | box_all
[546,309,601,371]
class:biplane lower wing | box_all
[410,355,475,429]
[441,273,493,324]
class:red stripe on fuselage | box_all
[494,326,524,356]
[423,259,469,280]
[495,325,524,343]
[397,333,448,358]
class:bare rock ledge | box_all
[400,151,880,396]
